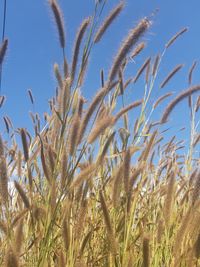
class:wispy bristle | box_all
[161,85,200,123]
[69,113,80,155]
[130,42,146,59]
[63,57,69,78]
[195,96,200,112]
[78,56,89,87]
[100,69,104,87]
[61,78,71,117]
[145,59,151,84]
[165,27,188,48]
[3,116,10,133]
[98,131,115,162]
[140,131,157,161]
[47,145,55,174]
[108,18,151,82]
[194,134,200,147]
[20,128,29,162]
[153,92,173,109]
[40,142,51,184]
[152,54,160,77]
[54,63,63,89]
[71,17,90,83]
[12,209,28,228]
[188,60,197,85]
[71,163,96,189]
[50,0,65,49]
[118,68,124,95]
[133,57,151,83]
[78,96,85,117]
[99,190,112,232]
[114,100,142,122]
[88,116,114,144]
[60,150,68,189]
[77,87,106,144]
[160,64,184,89]
[94,2,124,43]
[118,78,132,95]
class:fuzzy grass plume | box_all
[0,2,200,267]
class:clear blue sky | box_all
[0,0,200,146]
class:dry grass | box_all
[0,1,200,266]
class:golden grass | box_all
[0,1,200,266]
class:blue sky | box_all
[0,0,200,149]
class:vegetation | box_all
[0,1,200,266]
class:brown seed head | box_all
[153,92,173,109]
[0,95,6,108]
[160,64,184,89]
[133,57,151,83]
[54,63,63,89]
[71,17,90,83]
[165,27,188,48]
[88,116,114,144]
[188,60,197,85]
[161,85,200,123]
[152,54,160,77]
[50,0,65,48]
[20,128,29,162]
[0,39,8,65]
[108,18,151,82]
[27,89,34,105]
[14,180,30,209]
[131,42,146,59]
[94,2,124,43]
[114,100,142,122]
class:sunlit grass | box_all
[0,1,200,266]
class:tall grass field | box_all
[0,1,200,266]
